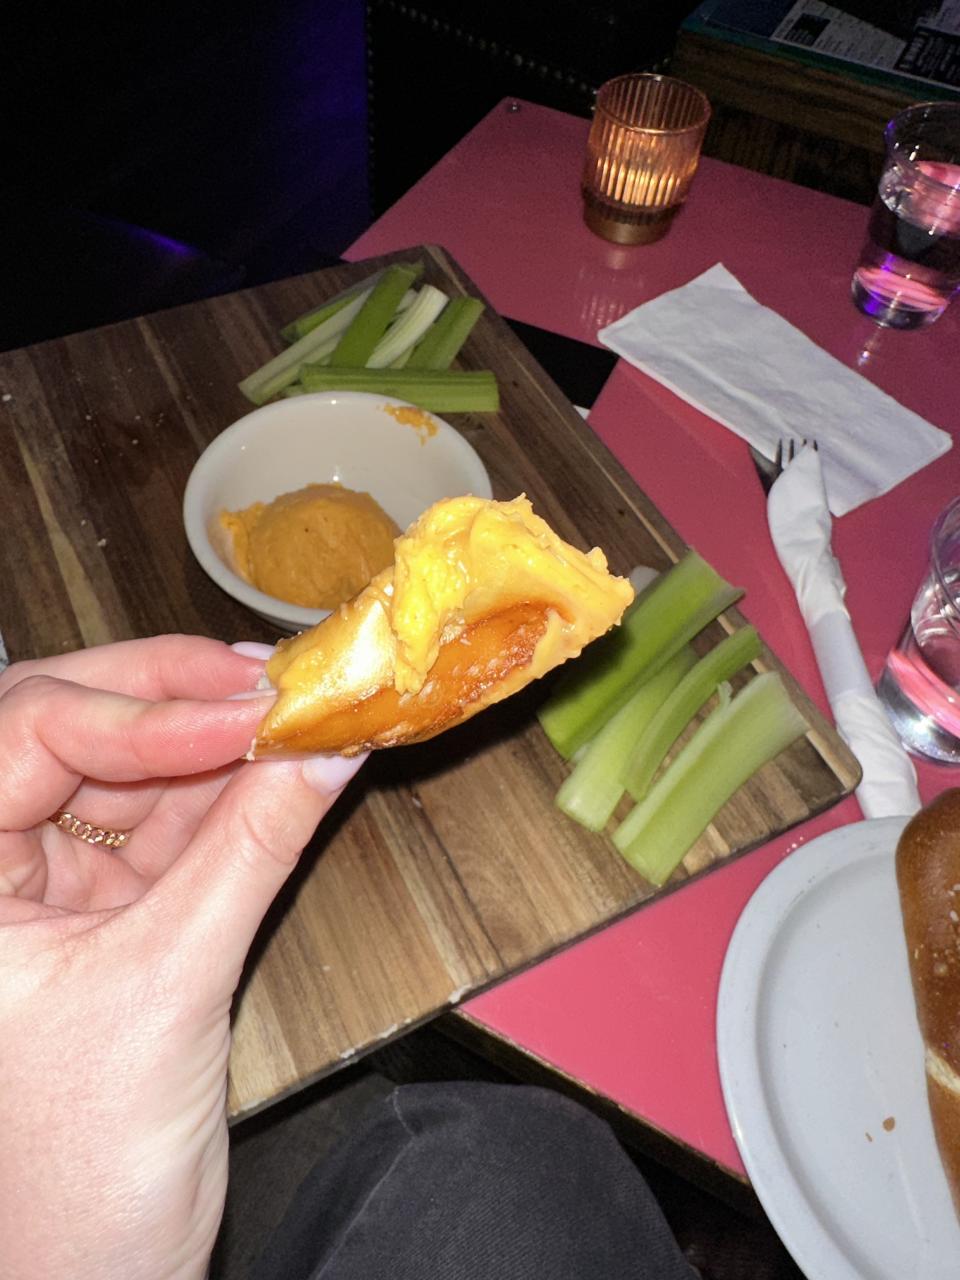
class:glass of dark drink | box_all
[852,102,960,330]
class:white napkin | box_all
[767,445,921,819]
[598,263,952,517]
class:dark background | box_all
[0,0,700,351]
[8,1,947,351]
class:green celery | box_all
[279,270,387,343]
[311,290,417,369]
[537,552,743,760]
[298,366,499,412]
[406,297,485,370]
[367,285,448,368]
[613,673,808,885]
[238,289,372,405]
[328,264,422,367]
[555,648,697,833]
[622,626,762,801]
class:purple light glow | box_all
[86,211,202,258]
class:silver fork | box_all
[779,437,818,469]
[750,438,818,494]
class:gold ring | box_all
[49,810,130,850]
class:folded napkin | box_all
[767,444,921,819]
[598,264,952,517]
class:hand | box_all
[0,635,365,1280]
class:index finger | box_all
[0,673,274,830]
[0,634,272,702]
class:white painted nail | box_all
[301,752,368,795]
[231,641,276,660]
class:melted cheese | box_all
[257,495,634,755]
[389,495,631,694]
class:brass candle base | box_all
[582,192,681,245]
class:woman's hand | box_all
[0,635,365,1280]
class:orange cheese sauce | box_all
[380,403,438,443]
[220,482,399,610]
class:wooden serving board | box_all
[0,246,860,1118]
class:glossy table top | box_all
[348,99,960,1178]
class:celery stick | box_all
[309,290,417,368]
[390,346,414,369]
[537,552,743,760]
[367,286,448,368]
[281,271,421,345]
[280,284,368,344]
[298,366,499,412]
[328,264,421,367]
[622,626,762,801]
[555,648,697,833]
[238,289,372,405]
[406,297,485,370]
[613,673,808,885]
[280,269,390,343]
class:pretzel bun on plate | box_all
[896,788,960,1221]
[252,494,634,757]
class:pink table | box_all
[348,100,960,1181]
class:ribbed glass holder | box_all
[582,74,711,245]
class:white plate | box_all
[718,818,960,1280]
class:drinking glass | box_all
[877,497,960,763]
[581,74,710,246]
[851,102,960,330]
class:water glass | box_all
[877,497,960,763]
[581,74,710,246]
[851,102,960,330]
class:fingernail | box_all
[301,752,369,795]
[231,641,276,660]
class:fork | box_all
[750,438,818,495]
[766,434,921,816]
[779,437,818,468]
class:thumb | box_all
[145,753,366,983]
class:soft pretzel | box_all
[896,789,960,1222]
[252,495,633,757]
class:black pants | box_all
[250,1081,698,1279]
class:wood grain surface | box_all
[673,31,919,155]
[671,30,924,205]
[0,246,861,1118]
